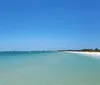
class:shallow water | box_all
[0,52,100,85]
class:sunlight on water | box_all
[0,52,100,85]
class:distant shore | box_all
[65,51,100,59]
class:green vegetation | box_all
[58,48,100,52]
[81,48,100,52]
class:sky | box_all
[0,0,100,51]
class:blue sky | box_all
[0,0,100,51]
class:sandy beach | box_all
[67,51,100,59]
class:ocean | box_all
[0,51,100,85]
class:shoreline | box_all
[65,51,100,59]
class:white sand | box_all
[67,51,100,59]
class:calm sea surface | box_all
[0,52,100,85]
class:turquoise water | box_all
[0,52,100,85]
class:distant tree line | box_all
[58,48,100,52]
[81,48,100,52]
